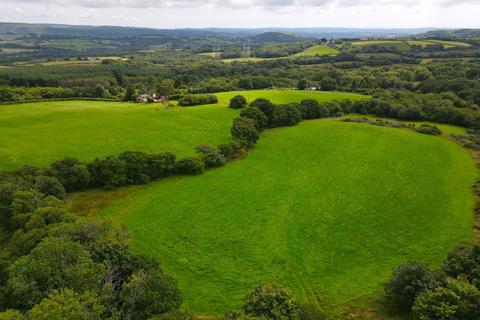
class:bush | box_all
[444,244,480,288]
[243,282,298,320]
[229,95,248,109]
[240,107,269,129]
[271,104,302,127]
[175,157,204,175]
[231,117,259,146]
[87,156,127,190]
[250,98,275,126]
[412,287,459,320]
[178,94,218,107]
[385,262,444,311]
[35,176,66,200]
[415,124,442,136]
[218,141,243,160]
[298,303,326,320]
[299,99,329,119]
[195,144,226,168]
[47,158,90,192]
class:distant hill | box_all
[0,22,437,39]
[249,32,306,44]
[419,29,480,39]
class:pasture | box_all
[0,90,367,171]
[293,44,339,57]
[99,120,477,315]
[351,40,411,51]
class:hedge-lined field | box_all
[293,44,339,57]
[0,90,368,171]
[100,120,477,315]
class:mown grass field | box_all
[0,90,367,171]
[293,44,339,57]
[99,120,477,316]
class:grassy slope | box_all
[0,90,367,171]
[293,45,339,57]
[100,120,477,315]
[351,40,411,51]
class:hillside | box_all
[99,120,477,315]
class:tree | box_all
[0,309,23,320]
[385,262,444,311]
[26,289,105,320]
[319,77,337,91]
[250,98,275,126]
[123,85,136,102]
[297,79,308,90]
[4,237,104,311]
[299,99,329,119]
[94,84,107,99]
[218,141,242,160]
[243,282,299,320]
[47,158,90,192]
[271,104,302,127]
[35,176,66,200]
[87,156,127,190]
[120,269,182,319]
[231,117,259,146]
[444,244,480,288]
[240,107,268,129]
[195,144,226,168]
[229,95,248,109]
[412,287,459,320]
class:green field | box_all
[99,120,477,315]
[406,40,471,48]
[293,45,339,57]
[351,40,411,51]
[0,90,367,171]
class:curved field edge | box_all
[0,90,369,172]
[99,120,478,315]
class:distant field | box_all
[0,90,368,171]
[351,40,411,51]
[407,39,471,48]
[100,120,477,315]
[214,89,368,105]
[222,57,277,63]
[293,44,339,57]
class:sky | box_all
[1,0,479,29]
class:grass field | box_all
[406,40,471,48]
[99,120,477,315]
[293,45,339,57]
[0,90,368,171]
[351,40,411,51]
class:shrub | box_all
[231,117,259,146]
[298,303,326,320]
[87,156,127,190]
[385,262,444,311]
[243,282,298,320]
[35,176,66,200]
[178,94,218,106]
[415,124,442,136]
[195,144,226,168]
[240,107,269,129]
[250,98,275,126]
[299,99,329,119]
[271,104,302,127]
[297,79,308,90]
[218,141,243,160]
[47,158,90,192]
[229,95,248,109]
[175,157,204,175]
[444,244,480,288]
[412,287,459,320]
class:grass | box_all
[406,40,471,48]
[213,90,368,106]
[0,90,368,172]
[293,45,339,57]
[351,40,411,51]
[99,120,477,316]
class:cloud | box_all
[3,0,480,9]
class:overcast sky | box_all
[1,0,479,29]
